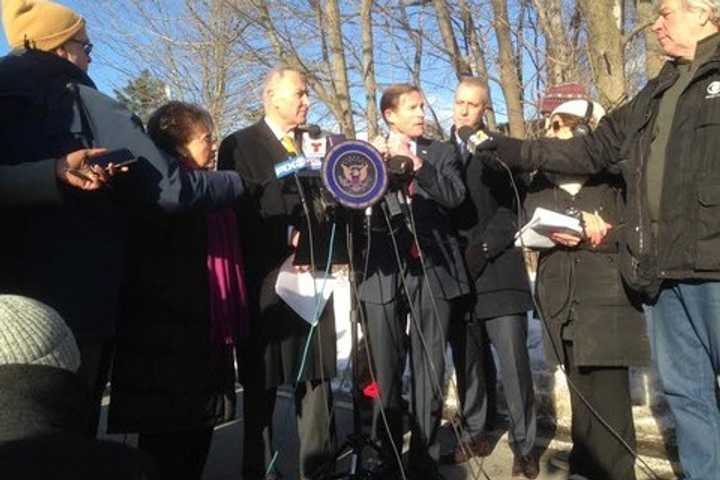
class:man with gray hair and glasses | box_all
[474,0,720,478]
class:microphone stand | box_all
[316,208,385,480]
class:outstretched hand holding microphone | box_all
[457,126,612,248]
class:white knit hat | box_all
[0,295,80,372]
[550,99,606,126]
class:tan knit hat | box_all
[0,295,81,372]
[2,0,85,52]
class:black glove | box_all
[475,133,523,171]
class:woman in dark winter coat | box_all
[108,102,249,480]
[525,99,650,480]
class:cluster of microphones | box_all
[273,124,416,187]
[271,124,493,212]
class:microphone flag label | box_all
[322,140,388,209]
[274,155,309,178]
[302,132,327,158]
[302,132,326,171]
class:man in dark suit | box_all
[359,83,469,479]
[217,67,337,480]
[445,77,538,479]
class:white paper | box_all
[515,207,583,249]
[332,274,359,376]
[275,255,335,325]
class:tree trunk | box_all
[578,0,627,108]
[360,0,379,139]
[532,0,577,85]
[460,0,497,130]
[432,0,472,80]
[252,0,348,131]
[324,0,355,137]
[490,0,526,138]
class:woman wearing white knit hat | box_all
[524,98,651,480]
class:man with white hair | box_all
[478,0,720,477]
[218,66,337,480]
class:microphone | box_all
[458,126,493,154]
[387,155,414,179]
[297,124,322,139]
[275,125,324,178]
[386,154,414,194]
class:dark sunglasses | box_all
[67,39,93,56]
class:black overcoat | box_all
[525,173,651,368]
[448,128,533,319]
[107,209,237,434]
[217,120,337,388]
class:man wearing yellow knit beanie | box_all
[0,0,246,442]
[2,0,91,71]
[0,1,112,197]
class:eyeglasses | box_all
[66,39,93,56]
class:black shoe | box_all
[511,451,539,479]
[440,435,494,464]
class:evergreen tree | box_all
[114,70,168,125]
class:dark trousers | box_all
[362,274,451,468]
[76,339,115,437]
[242,380,335,479]
[448,299,499,440]
[563,343,637,480]
[486,314,536,456]
[138,427,214,480]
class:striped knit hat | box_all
[0,295,80,372]
[540,82,588,115]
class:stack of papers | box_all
[274,255,356,380]
[515,207,583,249]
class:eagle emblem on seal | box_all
[335,153,375,195]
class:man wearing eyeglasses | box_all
[0,0,245,438]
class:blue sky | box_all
[0,0,547,131]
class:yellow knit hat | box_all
[2,0,85,52]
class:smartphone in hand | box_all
[89,148,138,169]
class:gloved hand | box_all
[475,133,523,171]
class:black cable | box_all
[402,199,492,480]
[293,172,317,272]
[381,206,490,480]
[352,206,409,480]
[264,168,333,477]
[362,212,372,283]
[495,156,662,480]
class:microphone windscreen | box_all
[387,155,413,177]
[458,126,474,143]
[303,124,322,139]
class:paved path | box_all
[100,389,676,479]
